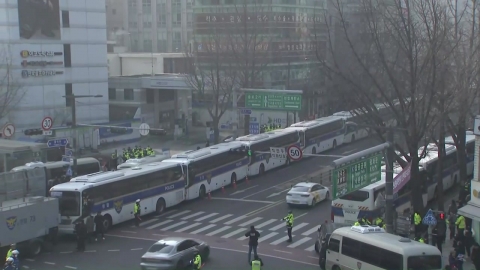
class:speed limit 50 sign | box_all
[287,145,303,161]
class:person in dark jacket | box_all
[464,229,474,257]
[471,243,480,270]
[93,212,105,241]
[245,225,260,263]
[319,238,328,270]
[434,219,447,253]
[75,220,87,252]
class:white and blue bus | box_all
[235,129,301,176]
[332,111,369,144]
[285,116,345,155]
[162,141,250,199]
[50,162,186,233]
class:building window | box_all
[146,89,154,104]
[124,89,134,100]
[63,44,71,67]
[108,88,116,100]
[62,11,70,27]
[112,9,116,15]
[65,84,73,107]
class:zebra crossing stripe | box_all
[238,217,262,227]
[146,220,173,230]
[210,214,233,223]
[175,223,202,232]
[221,228,246,238]
[166,210,191,219]
[161,221,187,231]
[181,212,205,220]
[190,224,216,234]
[224,216,249,225]
[287,237,311,248]
[255,219,277,228]
[305,245,315,252]
[286,223,309,232]
[194,213,219,221]
[269,222,286,231]
[206,226,231,236]
[301,226,319,236]
[258,232,278,242]
[137,218,159,227]
[270,235,295,245]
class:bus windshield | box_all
[50,190,81,217]
[407,255,442,270]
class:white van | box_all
[326,226,442,270]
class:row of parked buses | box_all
[48,102,404,233]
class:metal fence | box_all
[0,168,46,204]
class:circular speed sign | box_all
[287,145,303,161]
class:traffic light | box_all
[248,150,252,156]
[439,212,445,220]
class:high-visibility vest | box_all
[456,215,466,229]
[194,255,202,269]
[134,203,140,214]
[414,213,421,225]
[252,260,261,270]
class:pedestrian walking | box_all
[250,255,263,270]
[134,199,141,227]
[434,218,447,253]
[85,215,94,243]
[94,212,105,241]
[282,210,294,242]
[245,225,260,263]
[75,220,87,252]
[464,230,474,257]
[449,213,457,240]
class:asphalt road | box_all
[107,137,381,253]
[22,233,319,270]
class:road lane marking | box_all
[65,266,77,269]
[270,235,295,245]
[210,214,233,223]
[180,211,205,220]
[238,217,263,227]
[342,148,358,155]
[166,210,191,218]
[161,221,187,231]
[153,209,177,218]
[302,226,319,236]
[308,255,318,259]
[221,228,247,238]
[104,234,318,266]
[230,185,259,195]
[237,230,262,240]
[274,249,292,254]
[305,246,315,252]
[23,266,29,269]
[287,222,309,232]
[120,230,137,233]
[146,220,173,230]
[255,219,277,228]
[206,226,231,236]
[287,237,312,248]
[258,232,278,242]
[59,251,72,254]
[224,215,249,225]
[175,222,202,232]
[245,200,285,216]
[108,249,120,252]
[269,222,287,231]
[25,259,34,262]
[44,262,55,265]
[153,233,167,237]
[84,250,96,252]
[136,218,160,227]
[194,213,219,221]
[240,175,308,199]
[190,224,216,234]
[295,213,308,219]
[210,197,273,203]
[131,248,144,251]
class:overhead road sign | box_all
[47,138,68,148]
[245,92,302,111]
[41,117,53,131]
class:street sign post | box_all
[41,117,53,131]
[245,92,302,111]
[47,138,69,148]
[238,108,252,115]
[422,209,437,226]
[331,152,382,199]
[139,123,150,136]
[287,145,303,161]
[2,123,15,138]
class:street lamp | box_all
[62,94,103,177]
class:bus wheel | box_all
[259,164,265,175]
[333,140,337,149]
[199,185,206,198]
[103,214,112,231]
[156,198,166,214]
[230,173,237,185]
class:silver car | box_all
[140,237,210,270]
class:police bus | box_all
[326,226,442,270]
[235,129,300,176]
[117,154,171,170]
[50,162,185,233]
[162,141,250,199]
[11,158,101,194]
[285,116,345,155]
[332,110,369,144]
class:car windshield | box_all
[407,255,442,270]
[50,191,80,217]
[148,243,174,254]
[291,186,310,192]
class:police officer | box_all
[192,248,202,270]
[354,218,363,226]
[134,199,141,227]
[415,236,425,243]
[5,244,15,261]
[456,213,466,236]
[111,151,117,171]
[375,216,385,228]
[414,211,422,237]
[9,250,19,270]
[361,216,370,225]
[282,210,294,242]
[251,255,264,270]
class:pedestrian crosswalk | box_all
[136,210,321,252]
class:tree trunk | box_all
[456,121,467,186]
[212,117,220,144]
[436,111,446,211]
[410,155,425,215]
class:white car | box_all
[286,182,330,207]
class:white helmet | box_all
[6,257,13,262]
[11,250,19,255]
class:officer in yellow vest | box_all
[415,236,425,243]
[456,214,466,235]
[5,244,15,260]
[414,212,422,237]
[251,255,264,270]
[282,210,294,242]
[133,199,141,227]
[361,216,371,225]
[375,216,385,228]
[192,248,202,270]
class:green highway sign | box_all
[245,92,302,111]
[332,152,382,200]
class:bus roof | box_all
[50,162,181,191]
[117,154,171,169]
[287,116,343,129]
[163,141,246,164]
[333,226,441,255]
[235,129,297,144]
[11,157,99,172]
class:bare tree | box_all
[322,0,455,213]
[0,48,25,125]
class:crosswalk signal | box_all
[247,150,252,156]
[439,212,445,220]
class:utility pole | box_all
[385,129,394,233]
